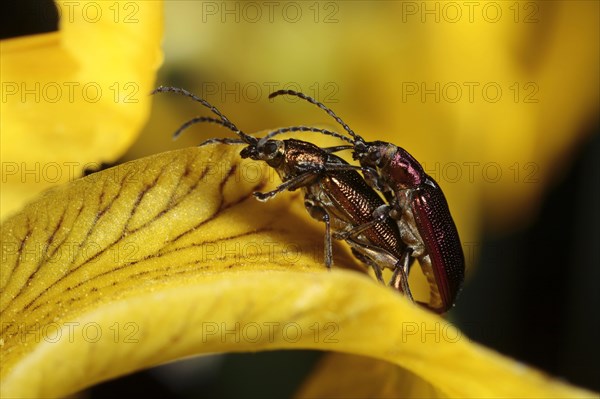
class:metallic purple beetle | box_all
[269,90,465,313]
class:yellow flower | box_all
[1,144,595,398]
[0,0,163,220]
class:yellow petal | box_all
[297,353,443,398]
[0,0,163,220]
[0,143,337,397]
[0,144,595,398]
[298,349,597,399]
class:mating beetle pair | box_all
[153,86,464,313]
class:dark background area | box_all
[455,125,600,391]
[1,0,58,40]
[3,2,599,397]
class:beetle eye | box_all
[368,150,380,163]
[264,141,278,155]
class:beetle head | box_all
[240,139,285,168]
[355,141,424,188]
[353,140,390,168]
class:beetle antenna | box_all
[257,125,353,149]
[268,90,363,143]
[152,86,257,144]
[198,137,247,147]
[171,116,247,147]
[172,116,239,140]
[262,126,354,143]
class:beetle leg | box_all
[253,170,318,201]
[391,250,415,303]
[332,204,391,240]
[362,166,387,193]
[304,199,333,269]
[323,211,333,269]
[321,145,355,153]
[345,236,404,286]
[348,247,385,284]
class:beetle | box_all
[268,89,465,313]
[152,86,415,298]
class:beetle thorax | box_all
[386,147,424,189]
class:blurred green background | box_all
[3,0,598,397]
